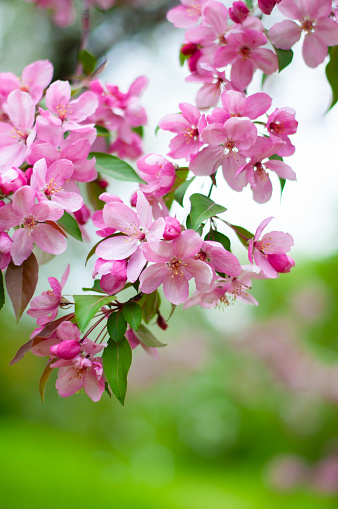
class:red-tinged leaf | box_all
[9,338,34,365]
[37,312,76,338]
[39,360,54,403]
[45,220,68,238]
[5,253,39,321]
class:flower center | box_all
[11,127,28,141]
[167,258,183,277]
[269,121,284,134]
[301,18,315,33]
[24,215,37,231]
[254,162,269,181]
[45,178,63,196]
[56,104,70,121]
[194,250,208,262]
[239,46,251,59]
[184,126,199,143]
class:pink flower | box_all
[95,191,164,282]
[266,107,298,156]
[190,117,257,191]
[139,229,213,305]
[97,259,128,294]
[27,264,70,326]
[195,240,242,280]
[269,0,338,68]
[52,356,105,402]
[163,217,181,240]
[158,103,207,161]
[0,90,36,170]
[236,138,296,203]
[136,154,176,196]
[45,80,98,127]
[0,167,27,195]
[166,0,207,28]
[0,186,66,265]
[207,90,272,124]
[30,158,83,212]
[229,2,250,24]
[248,217,294,278]
[214,27,278,89]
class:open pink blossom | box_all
[27,264,70,326]
[45,80,98,127]
[236,138,296,203]
[30,158,83,212]
[95,191,165,282]
[0,186,66,265]
[167,0,207,28]
[52,356,105,401]
[248,217,294,278]
[269,0,338,68]
[96,259,128,295]
[266,107,298,156]
[158,103,207,161]
[190,117,257,191]
[139,229,213,305]
[186,66,228,109]
[194,240,242,284]
[214,27,278,89]
[207,90,272,124]
[0,90,36,170]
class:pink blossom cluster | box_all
[24,0,116,27]
[159,91,297,203]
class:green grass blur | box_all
[2,255,338,507]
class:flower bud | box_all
[181,43,198,56]
[163,216,181,240]
[50,340,81,360]
[229,2,249,23]
[157,313,168,330]
[257,0,280,15]
[267,254,295,273]
[130,192,138,207]
[0,168,27,195]
[74,204,91,225]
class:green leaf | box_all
[204,229,231,252]
[141,291,160,324]
[82,279,106,293]
[276,48,293,73]
[132,126,144,138]
[269,154,283,162]
[103,337,132,405]
[122,301,142,331]
[134,324,166,348]
[189,193,227,231]
[95,125,110,138]
[0,270,4,311]
[78,49,97,76]
[175,177,195,206]
[167,303,176,321]
[90,153,144,183]
[229,224,254,248]
[244,0,253,7]
[74,294,115,332]
[39,361,54,403]
[107,311,127,342]
[155,125,160,136]
[164,168,189,210]
[279,177,286,195]
[179,48,190,66]
[261,73,268,87]
[5,253,39,321]
[57,212,83,242]
[326,46,338,110]
[86,180,105,211]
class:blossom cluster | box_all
[3,0,322,405]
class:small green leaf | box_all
[57,212,83,242]
[276,48,293,73]
[122,301,142,331]
[244,0,253,8]
[95,125,110,137]
[132,126,144,138]
[103,337,132,405]
[155,125,160,136]
[175,177,195,206]
[134,324,166,348]
[179,48,190,66]
[269,154,283,162]
[107,312,127,342]
[90,153,144,183]
[279,177,286,194]
[141,291,160,324]
[39,361,54,403]
[82,279,106,293]
[0,270,4,311]
[229,224,254,248]
[78,49,97,76]
[189,193,227,231]
[204,229,231,252]
[74,294,115,332]
[167,303,176,321]
[326,46,338,111]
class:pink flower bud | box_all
[0,201,5,209]
[24,167,33,184]
[181,43,198,56]
[267,254,295,273]
[50,339,81,359]
[0,168,27,195]
[257,0,280,15]
[130,192,138,207]
[97,178,108,189]
[163,216,181,240]
[157,313,168,330]
[188,50,202,73]
[74,204,91,225]
[229,2,249,23]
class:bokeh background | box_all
[2,1,338,507]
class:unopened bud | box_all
[157,313,168,330]
[229,1,250,23]
[50,340,81,359]
[74,204,91,225]
[267,254,295,273]
[130,192,138,207]
[181,43,198,56]
[163,216,181,240]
